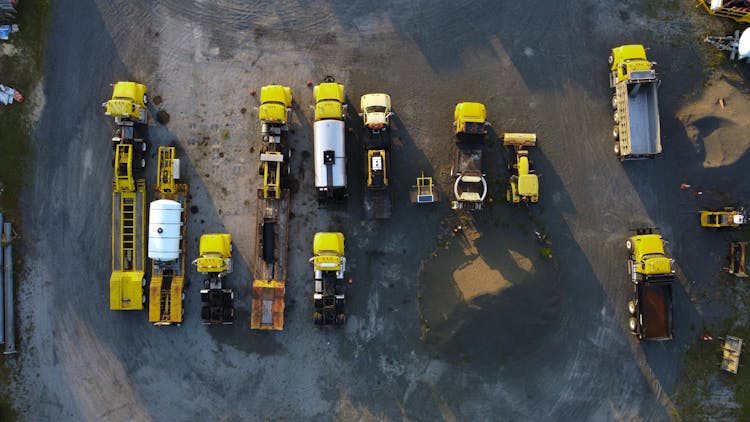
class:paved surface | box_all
[10,0,727,420]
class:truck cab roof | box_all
[259,85,292,124]
[454,102,487,135]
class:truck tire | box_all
[608,55,614,65]
[612,95,618,109]
[142,277,147,287]
[613,111,620,124]
[140,141,148,153]
[613,142,620,156]
[628,300,637,315]
[626,239,632,251]
[628,317,638,334]
[140,158,146,169]
[143,94,148,105]
[612,125,619,139]
[142,294,147,304]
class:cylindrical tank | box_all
[148,199,182,261]
[313,120,346,189]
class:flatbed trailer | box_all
[250,189,290,330]
[148,147,188,325]
[110,145,147,310]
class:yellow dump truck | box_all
[194,233,234,324]
[313,77,347,203]
[700,0,750,22]
[504,133,539,204]
[310,232,346,326]
[110,144,147,310]
[360,93,393,219]
[609,45,661,161]
[102,81,149,168]
[147,147,188,325]
[259,84,293,145]
[626,229,674,341]
[451,102,488,211]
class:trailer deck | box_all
[110,179,146,310]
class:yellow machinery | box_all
[699,208,747,228]
[311,232,346,326]
[410,171,439,204]
[626,229,675,341]
[147,147,188,325]
[313,77,346,121]
[259,85,292,145]
[110,144,147,310]
[361,93,393,219]
[451,102,488,211]
[504,133,539,204]
[699,0,750,22]
[102,81,149,167]
[259,150,288,200]
[194,233,234,324]
[367,149,388,189]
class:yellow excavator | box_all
[103,81,149,168]
[110,144,147,310]
[194,233,234,324]
[504,133,539,204]
[147,147,188,325]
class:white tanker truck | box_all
[313,77,347,203]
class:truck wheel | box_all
[142,277,147,287]
[141,141,148,152]
[628,300,637,315]
[142,294,147,304]
[612,95,618,109]
[628,317,638,333]
[140,158,146,169]
[608,55,614,65]
[626,239,632,251]
[613,111,620,124]
[313,312,323,325]
[613,143,620,156]
[143,94,148,105]
[612,125,619,139]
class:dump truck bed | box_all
[250,189,290,330]
[616,79,661,159]
[110,179,146,310]
[638,281,673,340]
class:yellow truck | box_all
[110,144,147,310]
[360,93,393,219]
[626,229,674,341]
[102,81,149,168]
[259,84,293,145]
[609,45,661,161]
[147,147,188,325]
[313,77,347,203]
[310,232,347,326]
[504,133,539,204]
[194,233,234,324]
[699,208,747,228]
[451,102,488,211]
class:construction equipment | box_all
[504,133,539,204]
[258,150,290,200]
[705,29,750,61]
[360,93,393,219]
[410,171,439,204]
[721,336,743,374]
[194,233,234,324]
[729,241,748,277]
[450,102,488,211]
[250,188,290,330]
[110,144,147,310]
[626,228,675,341]
[609,45,661,160]
[310,232,347,326]
[147,147,188,325]
[699,0,750,22]
[102,81,149,168]
[313,77,347,203]
[259,84,293,145]
[700,207,747,228]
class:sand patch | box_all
[509,249,536,273]
[453,256,511,302]
[678,72,750,168]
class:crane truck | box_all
[103,81,149,168]
[147,147,188,325]
[360,93,393,219]
[451,102,488,211]
[194,233,235,324]
[609,45,661,161]
[313,77,347,204]
[310,232,347,326]
[110,144,147,310]
[504,133,539,204]
[626,228,674,341]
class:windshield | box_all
[366,106,387,113]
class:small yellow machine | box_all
[410,171,438,204]
[626,228,675,341]
[313,77,346,121]
[259,150,288,200]
[259,85,292,145]
[699,0,750,22]
[110,144,147,310]
[504,133,538,204]
[700,208,747,228]
[194,233,234,324]
[310,232,347,326]
[147,147,188,325]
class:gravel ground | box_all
[8,0,735,420]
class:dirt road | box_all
[10,0,727,420]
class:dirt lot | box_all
[7,0,750,420]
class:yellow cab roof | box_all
[518,174,538,196]
[611,45,648,69]
[314,232,344,255]
[112,81,147,103]
[315,82,344,103]
[454,102,486,123]
[632,234,665,255]
[199,233,232,256]
[260,85,292,107]
[361,93,391,111]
